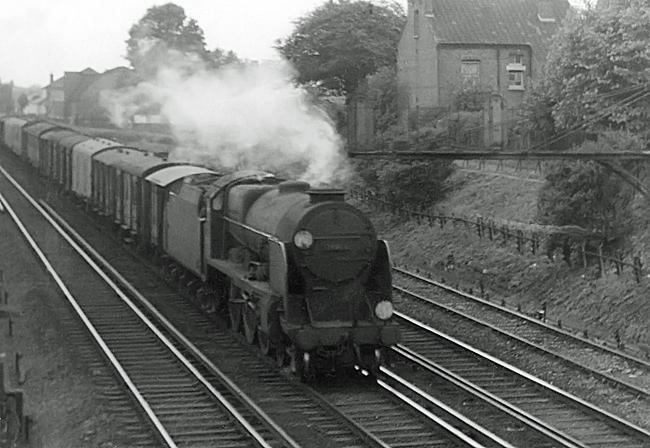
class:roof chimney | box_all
[49,73,54,85]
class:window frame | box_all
[460,59,481,84]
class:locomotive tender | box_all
[0,117,400,378]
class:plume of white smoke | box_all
[101,41,350,186]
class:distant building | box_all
[0,80,14,116]
[396,0,570,131]
[45,68,99,123]
[23,91,47,116]
[75,66,140,127]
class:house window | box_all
[510,54,524,65]
[507,53,525,90]
[461,60,480,83]
[414,10,419,38]
[508,72,524,90]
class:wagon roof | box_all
[111,152,177,177]
[145,165,217,187]
[57,134,93,149]
[73,138,125,156]
[40,129,80,142]
[24,122,61,136]
[1,117,28,126]
[94,147,174,177]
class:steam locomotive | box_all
[0,116,400,379]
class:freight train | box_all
[0,117,400,380]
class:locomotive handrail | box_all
[223,216,280,242]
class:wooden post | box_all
[0,270,4,307]
[634,256,643,283]
[598,245,605,278]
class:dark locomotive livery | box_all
[0,117,400,378]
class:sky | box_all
[1,0,410,88]
[1,0,586,89]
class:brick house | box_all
[75,67,140,127]
[396,0,570,139]
[45,68,99,123]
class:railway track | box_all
[36,170,510,447]
[392,266,650,397]
[6,144,650,446]
[0,153,525,447]
[0,164,298,448]
[390,266,650,447]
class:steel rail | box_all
[395,310,650,440]
[376,368,518,448]
[41,200,302,448]
[388,346,586,448]
[392,266,650,397]
[0,163,276,448]
[0,190,178,447]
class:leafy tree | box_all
[126,3,207,78]
[206,48,242,69]
[542,0,650,137]
[364,65,398,133]
[525,1,650,244]
[126,3,240,78]
[537,134,639,250]
[17,93,28,115]
[276,0,406,96]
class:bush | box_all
[379,160,454,210]
[536,136,639,252]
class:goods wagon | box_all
[2,117,28,156]
[108,151,176,237]
[71,138,124,201]
[38,129,81,178]
[23,122,64,168]
[57,134,93,189]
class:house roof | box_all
[427,0,570,68]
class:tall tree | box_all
[542,0,650,137]
[17,93,28,115]
[529,1,650,241]
[276,0,406,96]
[126,3,239,78]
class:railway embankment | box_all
[356,163,650,358]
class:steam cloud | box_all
[101,40,350,186]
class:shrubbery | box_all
[537,134,642,252]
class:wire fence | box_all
[351,187,648,283]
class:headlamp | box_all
[375,301,394,320]
[294,230,313,249]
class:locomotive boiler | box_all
[206,175,400,377]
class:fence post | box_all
[563,239,572,267]
[634,256,643,283]
[598,245,604,278]
[516,230,524,253]
[476,217,483,238]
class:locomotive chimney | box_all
[308,189,345,204]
